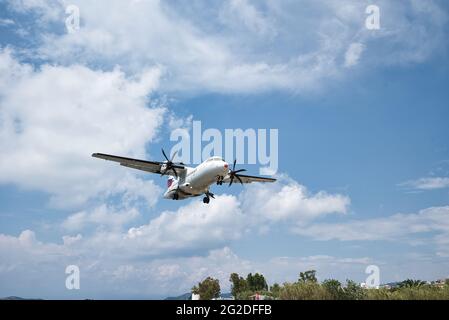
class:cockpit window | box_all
[207,156,224,162]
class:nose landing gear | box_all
[203,191,214,204]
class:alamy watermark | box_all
[365,5,380,30]
[362,265,380,289]
[170,121,278,175]
[65,5,80,34]
[65,265,80,290]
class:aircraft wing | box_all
[222,173,276,184]
[92,153,185,175]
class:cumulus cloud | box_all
[2,198,449,297]
[125,195,245,254]
[62,205,140,232]
[58,177,350,257]
[0,229,374,298]
[240,176,350,224]
[3,228,448,298]
[0,48,164,208]
[0,174,351,260]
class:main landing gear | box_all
[203,191,215,204]
[216,176,224,185]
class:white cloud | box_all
[219,0,276,37]
[293,206,449,255]
[3,204,449,298]
[0,230,376,298]
[7,0,447,94]
[344,42,365,67]
[0,18,15,27]
[62,205,140,232]
[240,176,350,224]
[0,48,164,208]
[124,195,245,254]
[3,229,448,298]
[399,177,449,190]
[0,173,351,261]
[6,0,63,23]
[57,177,350,257]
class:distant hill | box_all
[165,293,192,300]
[164,292,233,300]
[0,296,43,300]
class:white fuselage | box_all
[163,156,229,200]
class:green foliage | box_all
[222,271,449,300]
[322,279,345,300]
[270,283,281,298]
[343,280,367,300]
[246,273,268,292]
[389,285,449,300]
[279,281,331,300]
[229,273,248,298]
[398,279,427,288]
[235,290,255,300]
[298,270,317,283]
[192,277,220,300]
[365,288,393,300]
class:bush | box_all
[225,271,449,300]
[322,279,345,300]
[279,282,331,300]
[343,280,366,300]
[389,285,449,300]
[365,288,393,300]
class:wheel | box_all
[203,197,210,204]
[173,193,179,200]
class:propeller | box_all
[228,159,246,187]
[161,148,179,178]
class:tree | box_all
[192,277,220,300]
[322,279,344,300]
[270,283,281,297]
[246,273,268,292]
[398,279,427,288]
[343,280,366,300]
[298,270,317,283]
[229,273,248,298]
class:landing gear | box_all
[173,193,179,200]
[217,176,224,185]
[203,191,214,204]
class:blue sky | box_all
[1,0,449,299]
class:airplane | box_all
[92,149,276,204]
